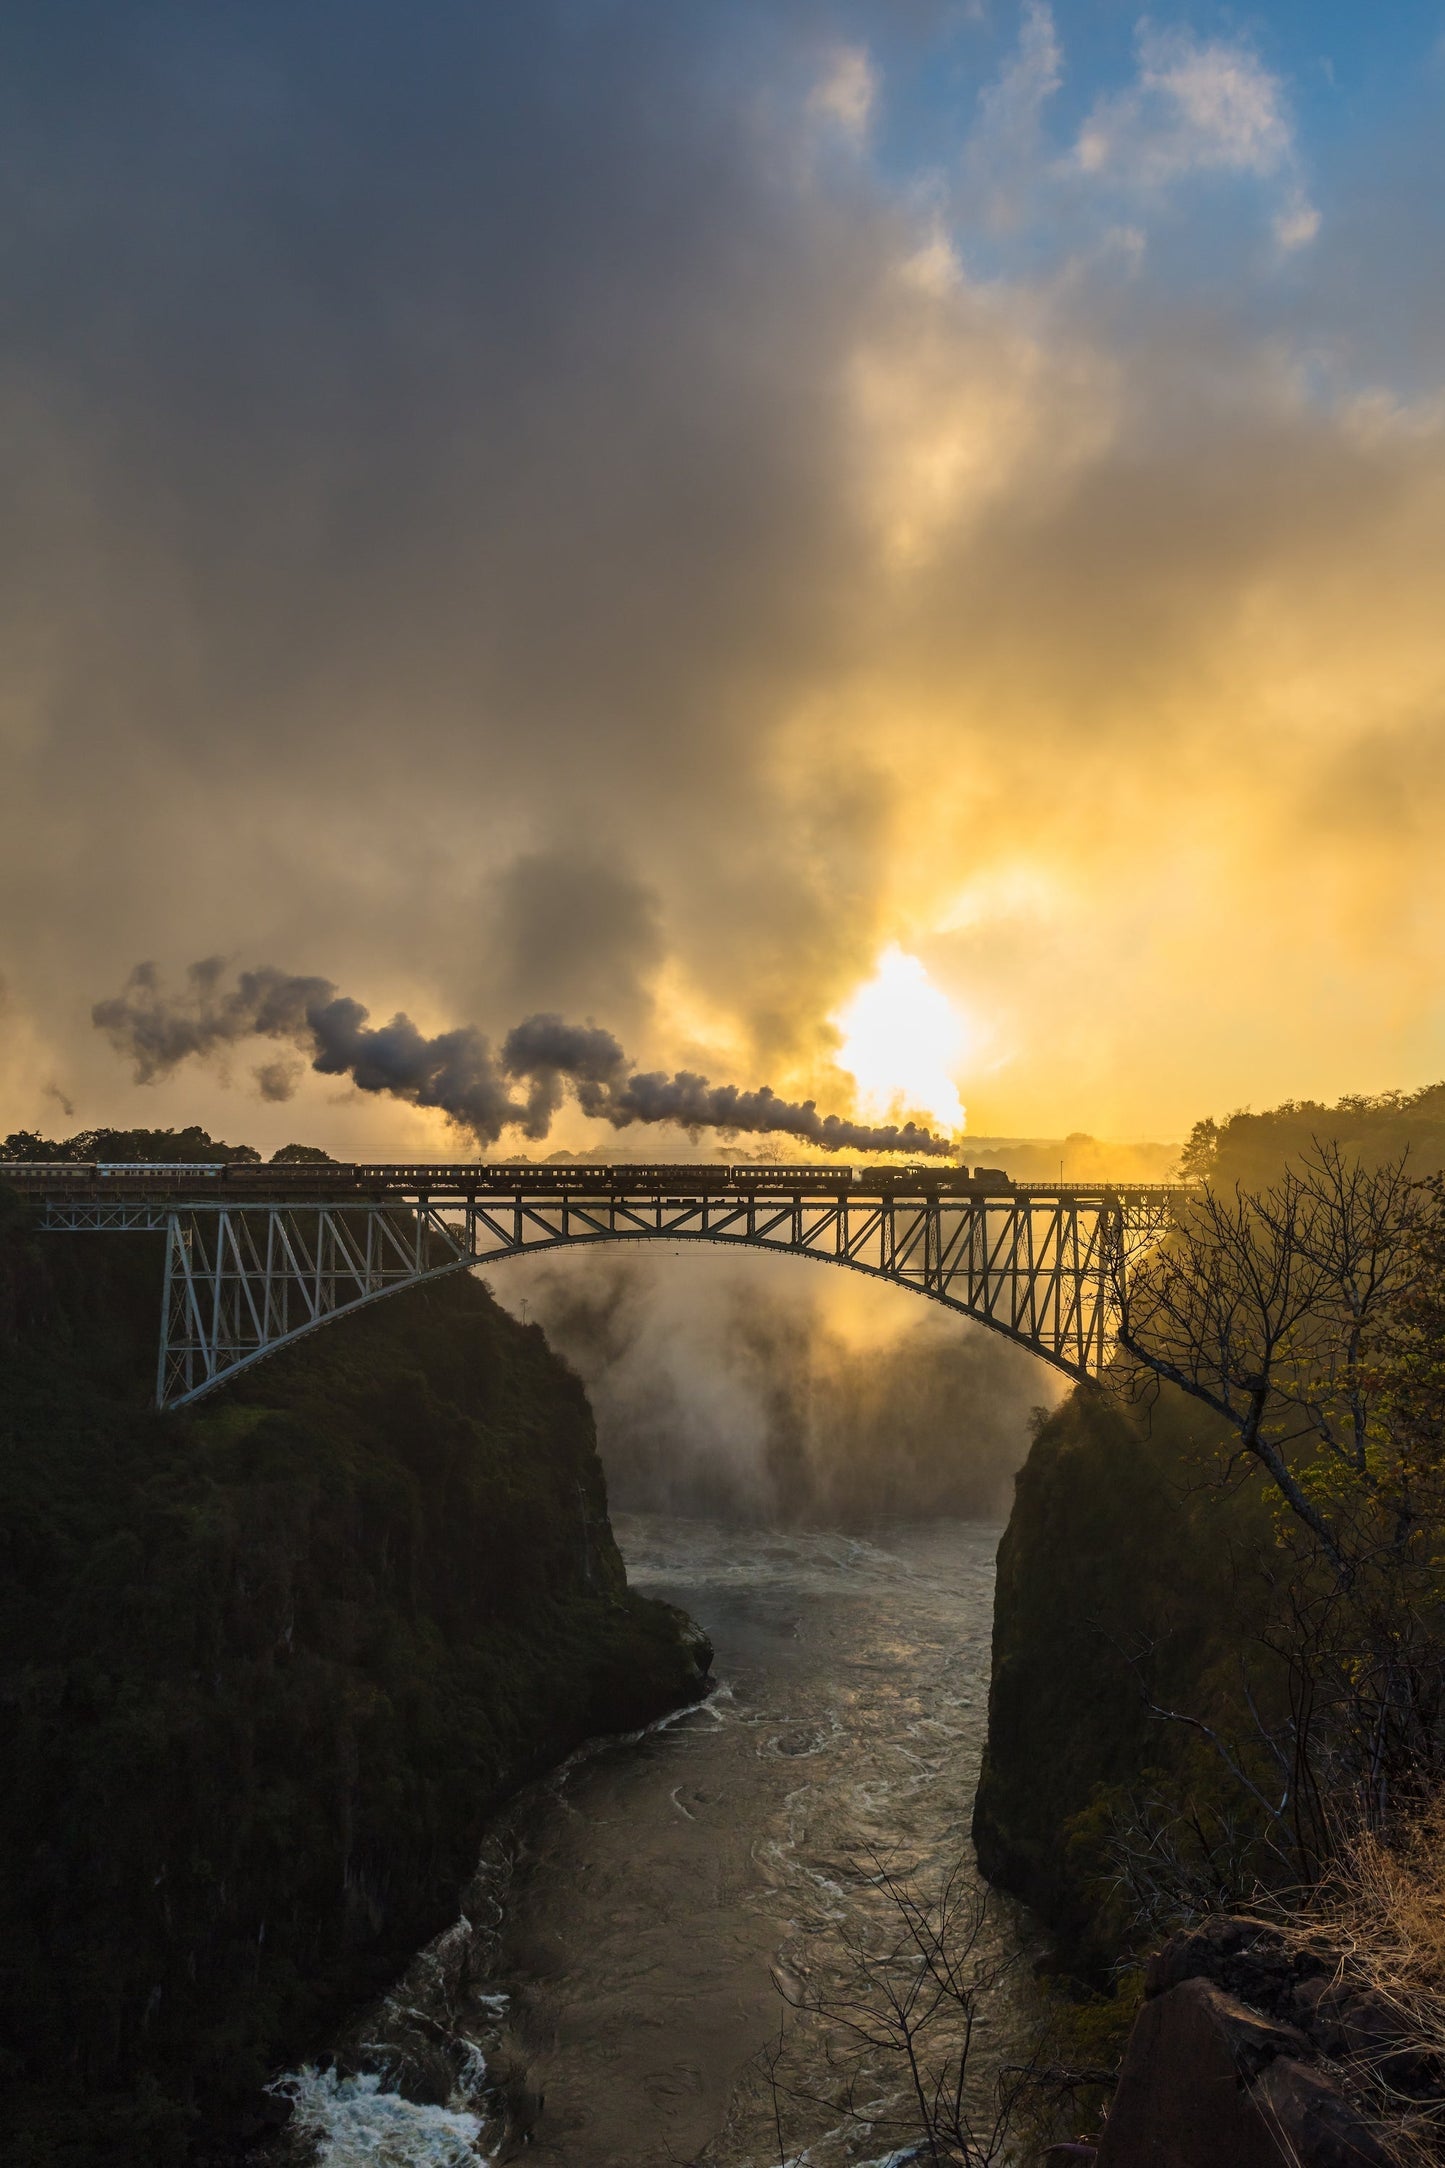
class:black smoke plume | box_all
[92,962,958,1157]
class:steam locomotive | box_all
[2,1158,1015,1196]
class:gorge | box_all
[7,1084,1445,2163]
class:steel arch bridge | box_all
[2,1160,1186,1409]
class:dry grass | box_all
[1312,1800,1445,2006]
[1265,1793,1445,2160]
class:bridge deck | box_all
[0,1159,1187,1206]
[1,1160,1185,1405]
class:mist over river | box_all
[273,1515,1034,2168]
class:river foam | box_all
[270,2069,485,2166]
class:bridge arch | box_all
[7,1162,1182,1408]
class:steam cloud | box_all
[92,961,957,1157]
[500,1247,1061,1524]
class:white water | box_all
[270,2070,485,2166]
[269,1515,1027,2167]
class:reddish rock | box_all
[1143,1916,1262,1998]
[1253,2059,1395,2168]
[1095,1976,1310,2167]
[1301,1980,1440,2093]
[1096,1974,1399,2168]
[1143,1915,1325,2008]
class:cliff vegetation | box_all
[0,1138,706,2165]
[975,1083,1445,2153]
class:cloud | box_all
[0,0,1438,1172]
[961,0,1063,232]
[1273,195,1322,251]
[1070,21,1318,245]
[484,852,664,1041]
[1076,25,1293,182]
[809,44,877,142]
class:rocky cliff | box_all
[976,1085,1445,1977]
[975,1085,1445,2155]
[971,1380,1267,1975]
[0,1187,708,2164]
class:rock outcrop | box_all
[1094,1917,1431,2167]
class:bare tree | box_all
[763,1853,1036,2167]
[1103,1146,1445,1851]
[1110,1144,1427,1578]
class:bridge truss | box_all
[12,1165,1183,1408]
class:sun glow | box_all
[833,945,968,1135]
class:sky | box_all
[4,0,1445,1158]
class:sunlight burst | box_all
[833,945,968,1135]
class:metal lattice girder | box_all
[435,1191,1158,1379]
[23,1169,1183,1409]
[150,1204,470,1405]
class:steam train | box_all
[3,1158,1017,1197]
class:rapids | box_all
[267,1514,1032,2167]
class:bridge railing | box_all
[1,1160,1188,1408]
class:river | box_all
[271,1514,1033,2168]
